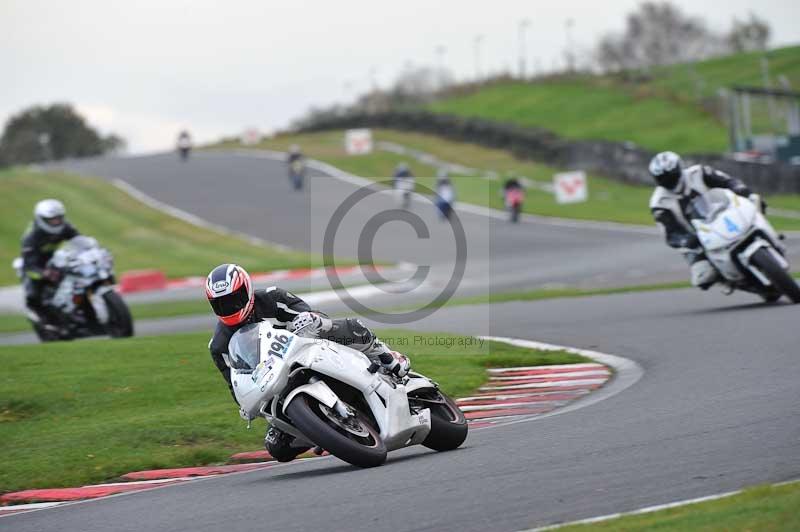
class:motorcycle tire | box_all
[414,389,468,452]
[31,321,59,342]
[286,394,386,468]
[104,291,134,337]
[750,248,800,303]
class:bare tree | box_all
[595,2,724,73]
[727,12,771,53]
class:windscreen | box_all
[689,189,731,222]
[227,323,261,370]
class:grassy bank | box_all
[429,45,800,154]
[216,129,800,230]
[0,299,212,335]
[0,330,585,493]
[554,481,800,531]
[0,168,320,287]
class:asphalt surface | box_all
[4,152,799,530]
[6,289,799,531]
[50,151,698,293]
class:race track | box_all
[4,152,798,530]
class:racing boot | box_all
[265,425,311,463]
[366,340,411,377]
[690,259,719,291]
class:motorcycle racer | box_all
[205,263,410,461]
[20,199,80,328]
[648,151,763,289]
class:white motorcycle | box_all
[13,236,134,341]
[689,188,800,303]
[227,321,468,468]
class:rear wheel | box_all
[750,248,800,303]
[103,291,134,337]
[286,394,386,468]
[412,389,468,452]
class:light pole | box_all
[518,19,531,80]
[435,45,447,89]
[474,34,484,83]
[342,80,354,105]
[368,66,378,91]
[564,18,575,73]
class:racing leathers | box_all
[20,223,80,322]
[649,164,755,289]
[208,286,408,461]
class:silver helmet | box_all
[648,151,684,192]
[33,199,67,235]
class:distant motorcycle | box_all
[505,187,524,223]
[289,159,305,190]
[178,145,191,162]
[689,188,800,303]
[13,236,134,341]
[395,176,414,209]
[177,132,192,162]
[228,320,468,468]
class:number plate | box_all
[265,331,295,359]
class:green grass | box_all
[448,281,692,307]
[216,129,800,230]
[0,168,321,287]
[0,314,29,334]
[648,46,800,104]
[0,330,585,493]
[0,300,212,335]
[428,45,800,154]
[554,481,800,531]
[431,80,728,153]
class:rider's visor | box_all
[44,215,64,227]
[659,169,682,191]
[209,283,249,317]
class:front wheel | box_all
[750,248,800,303]
[103,291,134,337]
[412,389,468,452]
[286,395,386,468]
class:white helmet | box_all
[33,199,67,235]
[648,151,684,192]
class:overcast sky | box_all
[2,0,799,152]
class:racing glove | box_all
[42,267,62,283]
[290,311,332,338]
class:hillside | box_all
[428,45,800,154]
[0,169,318,285]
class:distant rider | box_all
[20,199,80,328]
[286,145,305,189]
[393,162,415,209]
[435,170,456,220]
[503,177,525,223]
[648,151,763,289]
[286,144,303,166]
[177,130,192,160]
[205,263,410,462]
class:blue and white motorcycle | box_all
[689,188,800,303]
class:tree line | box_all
[0,103,125,167]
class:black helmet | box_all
[649,151,684,191]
